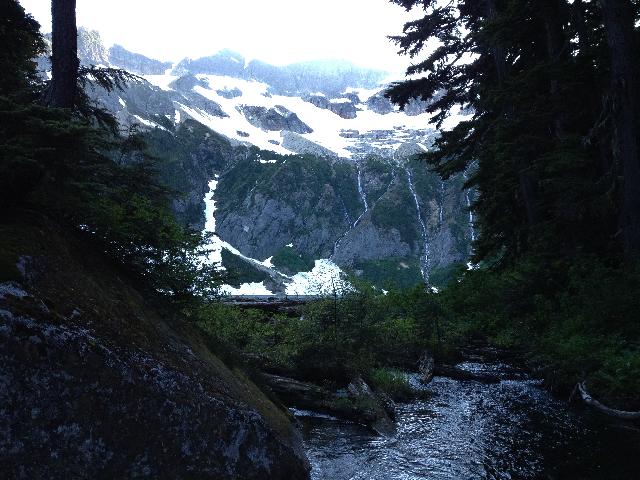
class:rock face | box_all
[51,30,473,289]
[305,95,357,119]
[280,131,338,158]
[366,93,394,115]
[109,44,173,75]
[217,87,243,99]
[174,49,246,77]
[77,27,110,66]
[239,105,313,133]
[0,215,310,479]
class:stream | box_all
[295,361,640,479]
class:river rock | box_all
[418,351,435,384]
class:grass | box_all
[368,368,414,401]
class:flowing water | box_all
[405,168,430,284]
[297,362,640,480]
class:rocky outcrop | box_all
[279,131,338,158]
[366,93,394,115]
[217,87,243,99]
[109,44,173,75]
[418,351,435,384]
[305,95,357,119]
[329,100,357,119]
[239,105,313,133]
[0,214,310,479]
[347,377,396,435]
[77,27,110,66]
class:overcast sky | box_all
[19,0,422,73]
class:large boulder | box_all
[347,377,397,436]
[0,215,310,479]
[418,351,435,384]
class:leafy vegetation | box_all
[271,245,314,275]
[221,248,270,286]
[382,0,640,408]
[352,257,422,290]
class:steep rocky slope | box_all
[0,211,310,478]
[37,29,475,291]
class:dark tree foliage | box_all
[386,0,640,263]
[0,0,46,98]
[1,0,220,308]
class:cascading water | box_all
[463,172,476,244]
[332,162,371,257]
[405,167,430,284]
[439,181,445,227]
[356,165,368,218]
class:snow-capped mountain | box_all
[49,30,475,294]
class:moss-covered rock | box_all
[0,212,310,479]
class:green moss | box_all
[221,248,269,287]
[271,246,314,275]
[354,257,422,290]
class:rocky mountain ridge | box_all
[41,29,475,292]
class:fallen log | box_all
[262,373,397,435]
[578,382,640,421]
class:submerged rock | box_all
[418,351,435,384]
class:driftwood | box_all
[578,382,640,420]
[262,373,396,435]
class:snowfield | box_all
[143,73,472,158]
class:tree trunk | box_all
[486,0,539,227]
[541,0,569,139]
[600,0,640,252]
[43,0,79,108]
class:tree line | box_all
[387,0,640,265]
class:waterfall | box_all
[405,167,430,284]
[350,164,369,228]
[200,177,221,265]
[439,181,445,227]
[332,163,370,257]
[463,172,476,244]
[357,165,368,214]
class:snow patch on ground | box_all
[221,282,274,296]
[285,259,351,297]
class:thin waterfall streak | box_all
[405,167,430,284]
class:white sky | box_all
[19,0,421,74]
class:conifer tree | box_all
[42,0,79,108]
[386,0,639,263]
